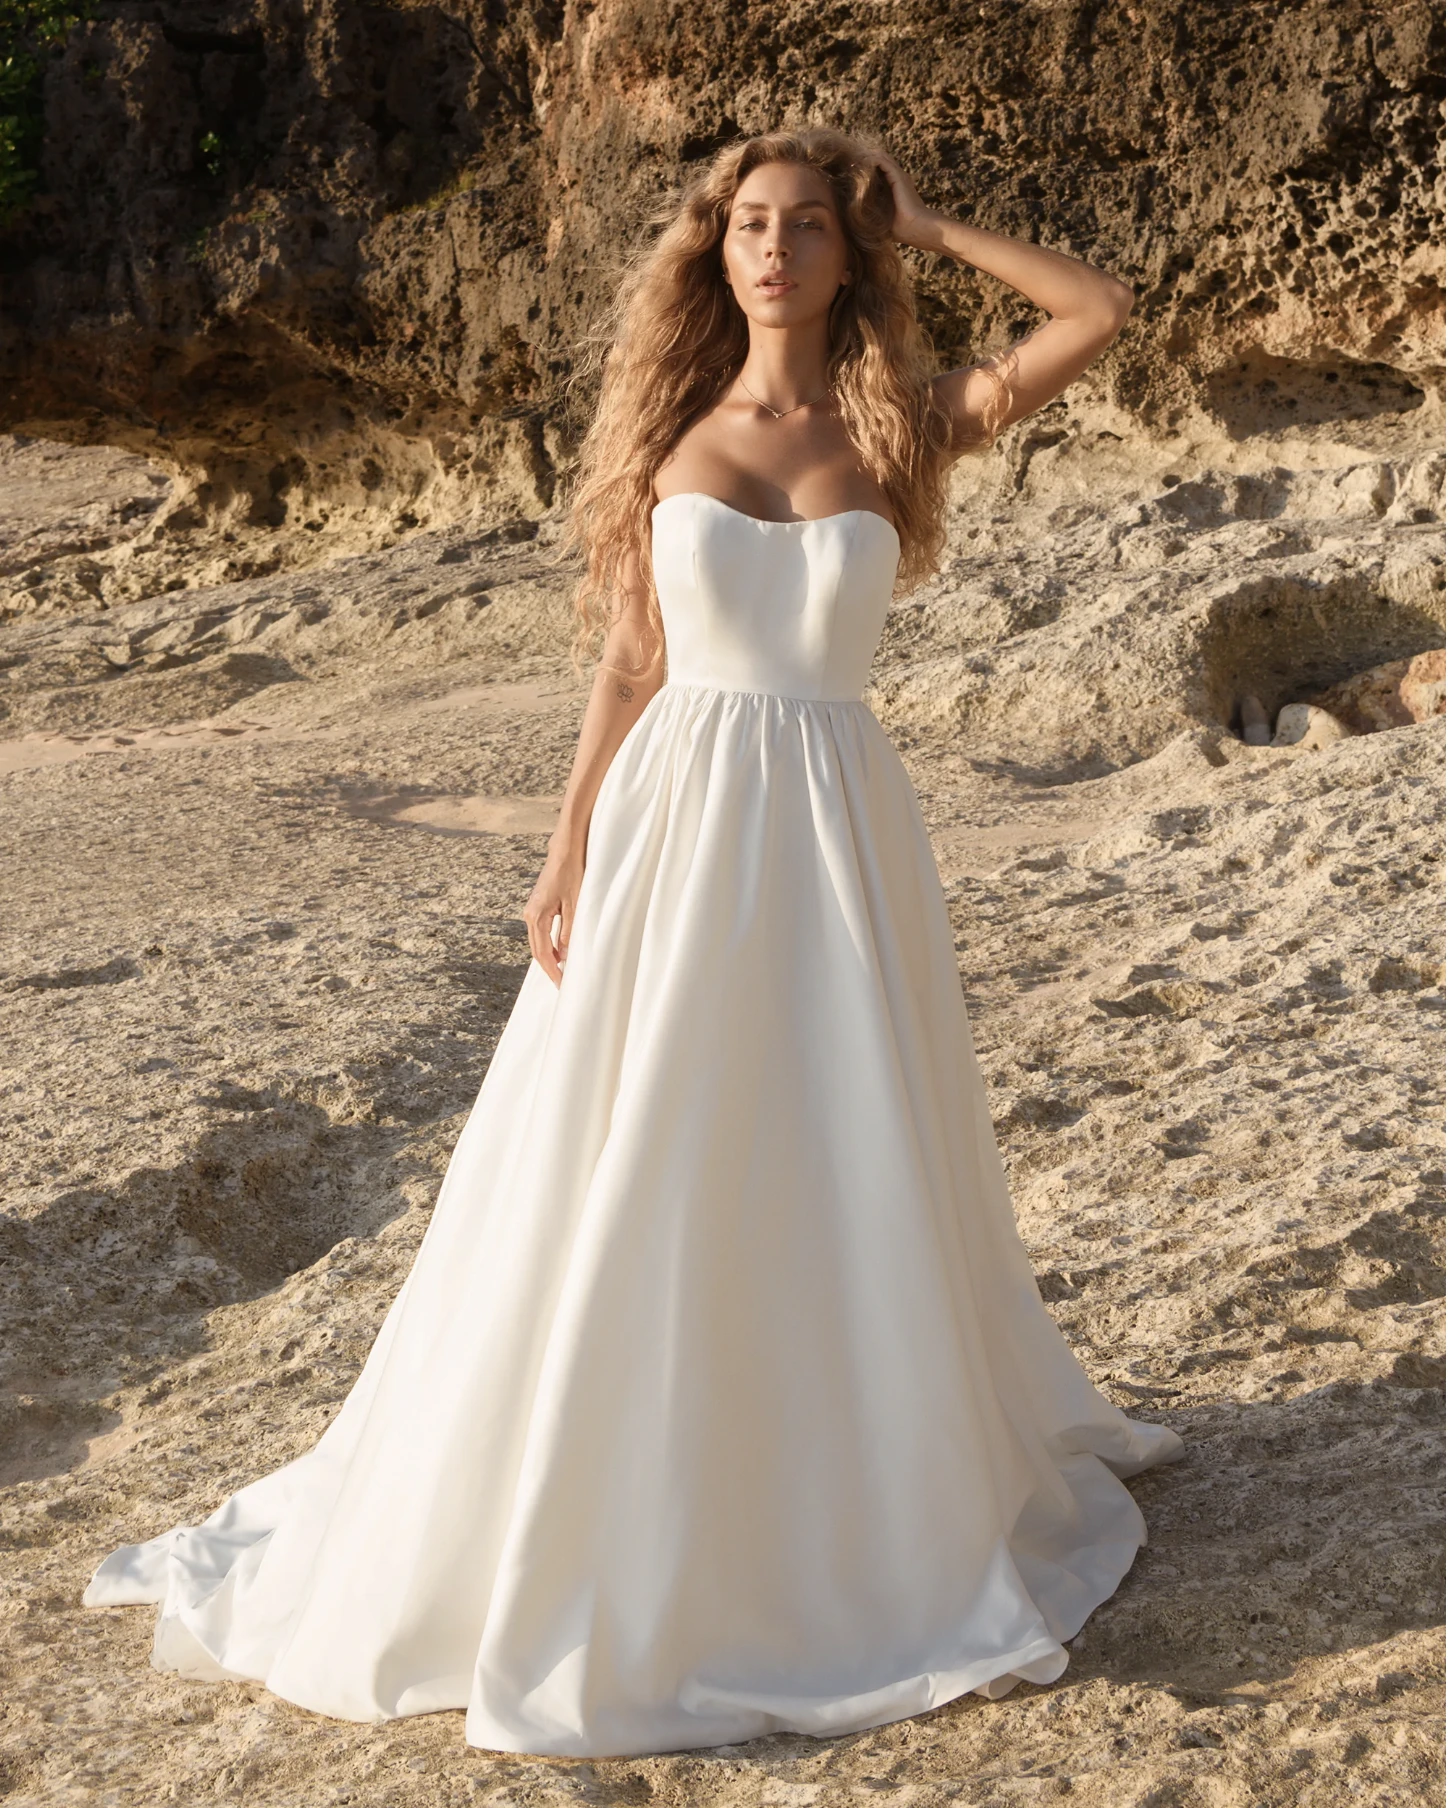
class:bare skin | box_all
[524,151,1134,983]
[521,563,660,983]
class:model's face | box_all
[721,161,851,326]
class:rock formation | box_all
[0,0,1441,598]
[1311,648,1447,733]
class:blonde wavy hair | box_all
[559,126,1011,670]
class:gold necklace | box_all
[737,375,832,420]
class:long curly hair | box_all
[559,127,1011,671]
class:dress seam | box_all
[660,680,866,706]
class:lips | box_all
[757,276,795,294]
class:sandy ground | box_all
[0,428,1442,1806]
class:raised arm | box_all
[872,150,1134,452]
[523,548,665,984]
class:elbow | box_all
[1102,277,1135,331]
[1070,277,1134,341]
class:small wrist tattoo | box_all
[616,681,634,702]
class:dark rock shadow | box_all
[964,751,1126,787]
[1204,350,1426,439]
[1061,1378,1445,1698]
[0,1093,422,1487]
[1198,573,1444,730]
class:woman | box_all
[84,129,1184,1758]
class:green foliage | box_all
[199,128,222,179]
[0,0,95,225]
[0,0,86,53]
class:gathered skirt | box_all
[83,681,1185,1756]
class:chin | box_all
[743,296,830,326]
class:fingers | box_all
[523,891,563,987]
[541,913,564,987]
[535,922,562,987]
[523,874,583,989]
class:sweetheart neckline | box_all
[653,491,899,543]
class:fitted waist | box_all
[662,673,867,706]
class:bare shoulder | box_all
[652,397,742,503]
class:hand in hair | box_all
[869,150,941,253]
[870,147,1136,451]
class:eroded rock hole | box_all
[1200,575,1444,743]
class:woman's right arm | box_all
[523,548,665,986]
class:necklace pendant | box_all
[738,374,831,420]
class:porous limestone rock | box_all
[1310,648,1448,733]
[0,0,1440,600]
[0,419,1442,1807]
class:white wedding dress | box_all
[84,492,1184,1758]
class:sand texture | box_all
[0,398,1443,1805]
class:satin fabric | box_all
[83,492,1184,1757]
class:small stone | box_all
[1238,693,1272,744]
[1272,702,1353,748]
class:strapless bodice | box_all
[651,492,900,701]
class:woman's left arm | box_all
[873,151,1135,448]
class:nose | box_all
[761,217,789,261]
